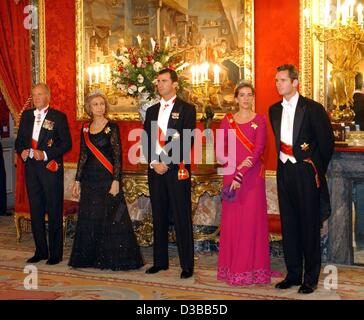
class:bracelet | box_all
[233,172,243,184]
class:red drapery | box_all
[0,0,31,213]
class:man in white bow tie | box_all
[269,65,334,294]
[15,83,71,265]
[143,68,196,279]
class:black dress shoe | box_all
[180,268,193,279]
[26,256,47,263]
[46,259,62,265]
[275,279,302,289]
[145,266,169,274]
[298,283,317,294]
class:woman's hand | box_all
[230,180,241,191]
[109,180,120,196]
[237,156,253,170]
[72,181,81,199]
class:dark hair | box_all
[355,72,363,90]
[234,81,255,97]
[158,68,178,83]
[277,64,299,82]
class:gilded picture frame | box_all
[75,0,255,121]
[300,0,329,107]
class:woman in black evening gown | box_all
[69,91,144,271]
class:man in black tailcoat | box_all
[15,83,71,265]
[143,68,196,279]
[269,64,335,294]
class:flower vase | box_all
[138,92,160,123]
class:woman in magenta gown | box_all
[217,81,273,285]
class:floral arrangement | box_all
[111,44,186,101]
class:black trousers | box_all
[277,159,321,285]
[25,159,64,260]
[148,166,194,270]
[0,141,6,215]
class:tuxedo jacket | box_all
[15,107,72,167]
[269,95,335,222]
[143,97,196,169]
[353,92,364,130]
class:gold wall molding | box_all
[38,0,46,83]
[300,0,328,108]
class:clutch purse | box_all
[221,184,237,202]
[105,193,128,223]
[46,160,59,172]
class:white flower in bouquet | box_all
[138,86,146,93]
[153,61,163,72]
[120,55,129,66]
[137,74,144,83]
[117,83,126,91]
[137,58,143,68]
[127,84,138,95]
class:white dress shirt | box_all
[30,106,49,161]
[280,92,299,164]
[155,95,176,156]
[150,96,176,168]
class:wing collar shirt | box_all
[280,92,299,164]
[30,106,49,161]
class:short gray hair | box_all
[32,83,50,96]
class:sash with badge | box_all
[157,99,189,181]
[83,123,114,174]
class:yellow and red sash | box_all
[83,123,113,174]
[226,113,265,177]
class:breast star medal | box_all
[300,142,310,151]
[104,126,111,134]
[251,122,258,129]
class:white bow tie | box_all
[282,101,293,109]
[34,107,49,116]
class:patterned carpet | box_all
[1,216,364,300]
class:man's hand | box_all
[72,181,81,199]
[33,149,45,161]
[21,149,30,162]
[152,162,168,175]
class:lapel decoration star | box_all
[251,122,258,129]
[300,142,310,151]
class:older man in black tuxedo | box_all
[15,83,71,265]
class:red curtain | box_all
[0,0,31,123]
[0,0,31,213]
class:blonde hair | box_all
[84,91,109,118]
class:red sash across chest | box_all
[83,123,113,174]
